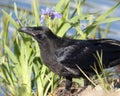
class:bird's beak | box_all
[18,27,35,36]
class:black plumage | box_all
[19,26,120,90]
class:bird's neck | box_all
[37,37,59,68]
[37,36,61,58]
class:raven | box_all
[19,26,120,90]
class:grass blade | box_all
[96,2,120,21]
[4,45,19,64]
[2,10,19,29]
[31,0,40,26]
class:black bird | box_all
[19,26,120,90]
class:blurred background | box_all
[0,0,120,40]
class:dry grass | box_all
[79,85,120,96]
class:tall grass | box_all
[0,0,120,96]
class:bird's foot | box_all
[58,89,71,96]
[58,88,79,96]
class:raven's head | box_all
[18,26,56,40]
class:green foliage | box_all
[31,0,41,26]
[92,51,112,90]
[85,2,120,37]
[0,0,120,96]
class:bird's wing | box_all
[55,39,120,69]
[55,42,96,69]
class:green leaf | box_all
[61,0,70,20]
[31,0,40,26]
[33,64,44,96]
[69,14,93,23]
[84,25,96,35]
[4,45,19,64]
[14,2,18,18]
[75,26,86,39]
[95,17,120,25]
[57,14,91,37]
[2,10,19,29]
[55,0,68,12]
[57,23,71,37]
[96,2,120,21]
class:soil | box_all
[48,80,120,96]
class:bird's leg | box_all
[84,78,90,86]
[65,77,72,90]
[58,77,72,96]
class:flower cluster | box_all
[40,7,62,23]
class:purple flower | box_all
[40,7,62,23]
[40,14,45,23]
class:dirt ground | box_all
[47,66,120,96]
[48,85,120,96]
[47,78,120,96]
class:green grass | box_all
[0,0,120,96]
